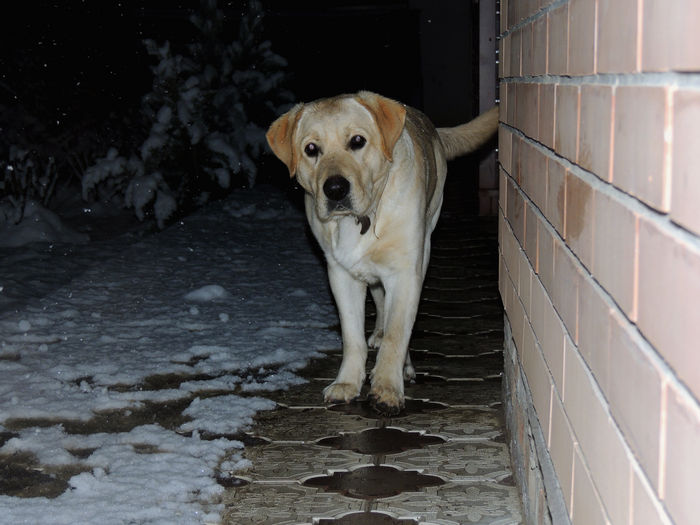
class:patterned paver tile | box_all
[221,482,362,524]
[404,378,502,406]
[242,443,366,482]
[260,379,330,406]
[388,407,504,441]
[252,407,377,441]
[409,334,503,356]
[374,482,522,525]
[384,441,512,482]
[410,353,503,379]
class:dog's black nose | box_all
[323,175,350,201]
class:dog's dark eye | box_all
[304,143,320,157]
[349,135,366,150]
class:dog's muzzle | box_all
[322,174,371,235]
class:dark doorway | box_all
[263,1,484,211]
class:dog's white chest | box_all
[326,217,380,283]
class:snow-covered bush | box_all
[0,97,138,230]
[83,0,292,228]
[1,145,59,225]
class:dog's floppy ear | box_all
[355,91,407,162]
[266,103,304,177]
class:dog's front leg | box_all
[367,284,385,349]
[323,261,368,404]
[369,272,421,415]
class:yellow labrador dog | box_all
[266,91,498,414]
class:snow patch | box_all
[184,284,231,302]
[180,395,276,434]
[0,201,89,247]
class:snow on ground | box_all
[0,200,90,248]
[0,186,339,524]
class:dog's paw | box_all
[367,329,383,349]
[368,385,404,416]
[323,382,361,404]
[403,361,416,382]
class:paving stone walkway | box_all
[219,204,524,524]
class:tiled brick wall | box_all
[498,1,700,524]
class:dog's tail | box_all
[437,106,499,161]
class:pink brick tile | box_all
[631,462,673,525]
[563,340,601,426]
[516,83,539,140]
[542,294,565,392]
[499,254,507,301]
[508,273,526,353]
[510,27,522,77]
[572,445,610,524]
[501,34,511,79]
[545,158,566,237]
[522,143,548,213]
[525,201,539,268]
[532,14,548,75]
[539,83,556,149]
[512,0,525,26]
[537,220,555,294]
[531,273,546,340]
[506,81,517,127]
[549,391,575,512]
[506,0,517,31]
[511,134,521,184]
[552,240,580,340]
[638,218,700,400]
[502,209,520,283]
[612,86,670,211]
[518,245,533,313]
[501,0,509,33]
[670,89,700,235]
[579,84,613,181]
[498,36,504,79]
[663,382,700,525]
[522,323,553,432]
[597,0,640,73]
[499,81,507,122]
[521,22,534,76]
[555,84,581,163]
[577,275,612,391]
[507,177,525,245]
[503,266,515,318]
[524,0,540,19]
[564,171,595,271]
[568,0,597,75]
[593,191,638,320]
[642,0,700,72]
[565,344,632,525]
[608,310,663,488]
[534,149,549,211]
[522,141,548,212]
[548,4,569,74]
[499,168,508,214]
[519,140,535,201]
[499,126,513,175]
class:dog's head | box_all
[266,91,406,226]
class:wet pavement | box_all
[220,209,524,524]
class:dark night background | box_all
[0,0,487,225]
